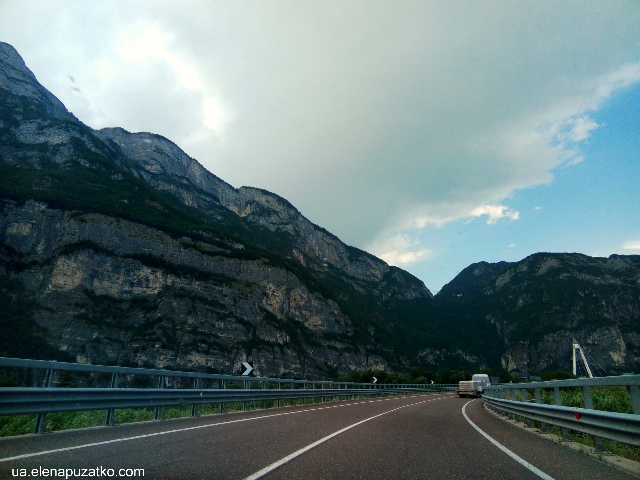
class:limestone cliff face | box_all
[92,127,431,297]
[0,43,76,123]
[436,253,640,374]
[0,41,424,378]
[500,327,637,374]
[0,199,388,378]
[3,40,639,377]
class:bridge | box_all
[0,358,638,479]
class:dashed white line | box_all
[0,394,447,463]
[462,400,556,480]
[242,397,436,480]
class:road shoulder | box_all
[481,400,640,478]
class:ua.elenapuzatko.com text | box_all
[10,466,144,478]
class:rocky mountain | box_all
[1,41,639,377]
[0,41,433,379]
[435,253,640,374]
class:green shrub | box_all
[0,415,37,436]
[115,408,154,424]
[592,386,632,414]
[46,410,107,431]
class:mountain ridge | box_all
[92,125,430,296]
[1,41,639,377]
[435,252,640,373]
[0,41,434,378]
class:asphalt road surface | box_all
[0,393,636,479]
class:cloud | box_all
[8,16,234,152]
[3,1,640,250]
[567,116,601,142]
[623,241,640,251]
[471,205,520,225]
[370,235,432,267]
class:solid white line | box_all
[242,398,435,480]
[462,401,555,480]
[0,394,444,463]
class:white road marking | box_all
[242,397,435,480]
[462,400,556,480]
[0,394,447,463]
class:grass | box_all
[0,414,37,437]
[534,386,633,413]
[592,386,633,413]
[500,385,639,463]
[603,441,640,463]
[546,427,640,463]
[0,394,366,437]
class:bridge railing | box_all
[0,357,438,433]
[482,375,640,449]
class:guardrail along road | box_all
[0,358,638,479]
[1,393,637,479]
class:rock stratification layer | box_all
[2,41,639,376]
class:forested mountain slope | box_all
[2,41,638,377]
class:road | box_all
[0,393,635,479]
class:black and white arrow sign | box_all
[372,377,378,384]
[241,362,254,376]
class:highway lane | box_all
[1,394,446,480]
[258,396,635,480]
[0,393,636,479]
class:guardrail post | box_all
[505,388,516,420]
[553,386,572,441]
[291,381,294,406]
[155,376,164,420]
[277,381,281,407]
[487,388,500,416]
[533,387,550,433]
[220,379,226,414]
[262,381,267,409]
[191,378,200,417]
[520,387,533,427]
[35,368,55,433]
[243,380,248,412]
[581,385,607,453]
[106,373,119,426]
[627,383,640,415]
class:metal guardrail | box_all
[0,357,365,387]
[0,357,444,390]
[483,375,640,449]
[0,387,394,415]
[433,384,459,391]
[0,357,441,433]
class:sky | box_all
[2,1,640,293]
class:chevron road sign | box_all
[241,362,254,376]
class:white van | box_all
[471,373,491,393]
